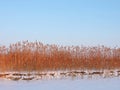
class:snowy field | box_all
[0,77,120,90]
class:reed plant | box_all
[0,41,120,72]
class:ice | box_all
[0,77,120,90]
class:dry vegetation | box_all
[0,40,120,72]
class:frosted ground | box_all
[0,77,120,90]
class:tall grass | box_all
[0,41,120,72]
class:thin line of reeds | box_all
[0,40,120,72]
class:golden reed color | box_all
[0,41,120,72]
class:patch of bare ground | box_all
[7,77,21,81]
[22,77,34,80]
[0,74,9,78]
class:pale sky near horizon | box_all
[0,0,120,47]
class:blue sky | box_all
[0,0,120,47]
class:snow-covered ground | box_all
[0,70,120,90]
[0,69,120,80]
[0,77,120,90]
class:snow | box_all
[0,77,120,90]
[0,69,120,81]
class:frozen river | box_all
[0,77,120,90]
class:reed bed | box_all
[0,41,120,72]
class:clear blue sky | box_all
[0,0,120,47]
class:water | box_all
[0,77,120,90]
